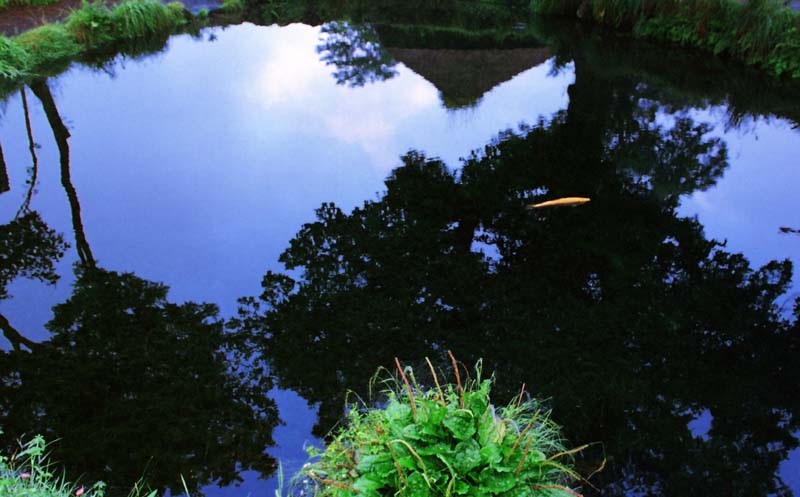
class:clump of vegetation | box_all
[530,0,800,78]
[0,433,108,497]
[0,36,31,78]
[292,356,587,497]
[67,0,187,49]
[15,24,81,67]
[0,0,189,85]
[64,1,117,48]
[113,1,186,40]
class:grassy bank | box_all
[0,0,190,84]
[530,0,800,78]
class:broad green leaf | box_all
[478,468,516,494]
[454,479,471,495]
[479,444,503,466]
[396,454,416,471]
[416,442,454,456]
[405,472,432,497]
[418,399,447,424]
[356,453,396,478]
[443,410,476,440]
[353,474,386,496]
[453,439,482,475]
[478,415,505,447]
[464,390,489,416]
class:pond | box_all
[1,13,799,497]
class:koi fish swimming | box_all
[526,197,591,209]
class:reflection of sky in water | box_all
[0,24,572,497]
[678,115,800,312]
[0,23,572,343]
[1,21,798,497]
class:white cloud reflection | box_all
[237,23,572,169]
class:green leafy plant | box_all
[292,355,589,497]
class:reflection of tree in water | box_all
[234,53,799,496]
[317,21,398,87]
[29,80,96,267]
[0,79,97,351]
[1,138,10,194]
[0,82,280,497]
[0,212,67,350]
[0,267,280,496]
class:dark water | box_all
[1,18,799,497]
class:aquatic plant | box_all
[292,356,586,497]
[530,0,800,78]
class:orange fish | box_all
[526,197,591,209]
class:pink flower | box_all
[75,488,85,496]
[20,473,30,479]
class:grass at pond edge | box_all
[530,0,800,78]
[3,0,800,90]
[0,0,192,86]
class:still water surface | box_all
[1,19,799,497]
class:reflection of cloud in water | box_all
[241,24,573,169]
[246,24,438,166]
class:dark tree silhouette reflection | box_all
[233,59,799,496]
[317,21,398,87]
[0,267,280,496]
[0,80,280,497]
[0,212,67,350]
